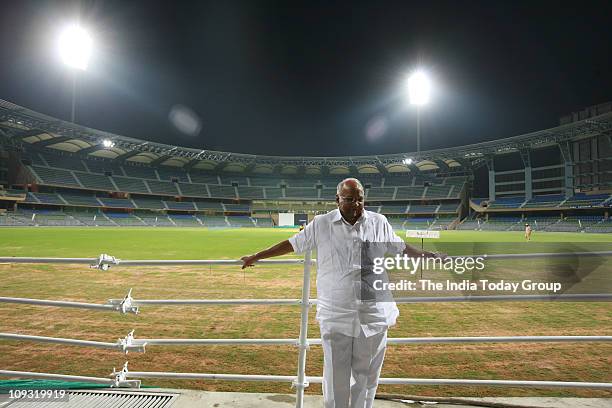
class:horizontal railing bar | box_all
[1,251,610,266]
[117,259,311,266]
[381,335,612,344]
[373,378,612,389]
[136,336,612,347]
[137,339,297,346]
[0,257,97,264]
[120,299,302,306]
[0,257,313,265]
[0,333,119,350]
[127,372,295,382]
[0,370,115,385]
[4,368,610,390]
[123,372,612,389]
[0,297,114,311]
[3,294,609,314]
[5,332,608,351]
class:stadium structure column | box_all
[520,149,533,200]
[486,156,495,201]
[559,142,574,197]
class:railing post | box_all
[294,251,312,408]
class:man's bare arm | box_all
[240,239,294,269]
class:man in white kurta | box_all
[241,178,427,408]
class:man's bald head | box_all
[336,178,364,195]
[336,178,364,225]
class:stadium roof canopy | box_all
[1,98,611,175]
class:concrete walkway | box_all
[163,389,612,408]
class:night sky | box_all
[0,0,610,157]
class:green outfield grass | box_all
[0,227,611,397]
[1,228,610,258]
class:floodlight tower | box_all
[58,24,92,123]
[405,70,431,153]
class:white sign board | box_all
[278,212,296,227]
[406,230,440,239]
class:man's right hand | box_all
[240,255,258,269]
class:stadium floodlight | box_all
[58,24,93,124]
[404,70,431,153]
[406,71,430,106]
[402,158,413,165]
[58,24,92,71]
[102,139,115,148]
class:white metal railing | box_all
[1,252,612,407]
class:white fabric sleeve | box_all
[288,217,316,254]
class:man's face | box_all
[336,183,364,224]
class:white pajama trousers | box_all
[320,329,387,408]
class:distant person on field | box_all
[241,178,440,408]
[525,223,532,241]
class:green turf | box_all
[0,228,610,259]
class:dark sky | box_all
[1,0,610,156]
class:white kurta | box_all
[289,208,405,338]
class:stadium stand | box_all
[98,197,135,208]
[169,214,201,226]
[208,184,236,199]
[237,186,265,199]
[563,193,609,208]
[203,215,229,228]
[395,186,425,199]
[122,165,158,180]
[285,187,319,200]
[224,203,251,212]
[147,180,179,196]
[367,187,395,200]
[227,215,256,227]
[408,204,439,213]
[112,176,150,194]
[522,194,565,208]
[379,204,408,214]
[164,200,196,211]
[189,172,220,184]
[195,201,225,211]
[132,197,166,210]
[487,197,525,209]
[60,193,102,207]
[2,100,610,233]
[75,172,116,191]
[176,183,208,198]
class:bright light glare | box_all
[58,25,92,70]
[402,158,413,165]
[102,139,115,148]
[406,71,431,106]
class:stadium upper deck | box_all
[0,99,611,229]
